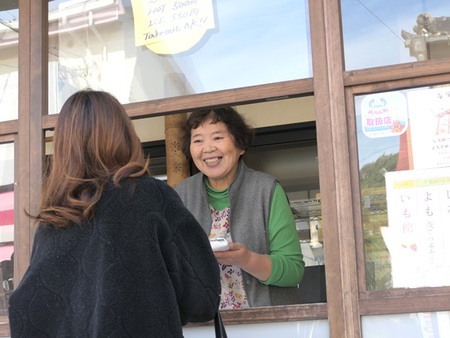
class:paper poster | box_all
[131,0,215,55]
[384,168,450,288]
[360,92,408,139]
[407,87,450,170]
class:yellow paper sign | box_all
[131,0,215,55]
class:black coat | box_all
[8,176,220,337]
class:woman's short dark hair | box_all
[180,107,255,159]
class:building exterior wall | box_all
[1,1,450,337]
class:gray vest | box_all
[175,160,301,307]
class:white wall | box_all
[183,319,329,338]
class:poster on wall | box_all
[407,87,450,170]
[131,0,216,55]
[383,168,450,288]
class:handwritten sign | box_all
[131,0,215,55]
[383,168,450,288]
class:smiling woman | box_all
[138,98,324,311]
[174,107,306,309]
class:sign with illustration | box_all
[131,0,215,55]
[360,91,408,139]
[407,87,450,170]
[383,168,450,288]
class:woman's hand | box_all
[214,242,272,282]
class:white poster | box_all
[407,87,450,169]
[384,168,450,288]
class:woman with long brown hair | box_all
[8,89,220,337]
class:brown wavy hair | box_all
[33,89,150,228]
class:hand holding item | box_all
[215,242,272,282]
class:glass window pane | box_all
[137,97,326,306]
[245,138,325,304]
[362,311,450,338]
[0,5,19,122]
[341,1,450,70]
[48,0,311,112]
[355,84,450,290]
[0,142,15,314]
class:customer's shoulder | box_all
[112,176,174,199]
[137,176,175,193]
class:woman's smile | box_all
[204,157,222,165]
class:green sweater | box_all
[176,160,304,307]
[206,180,304,286]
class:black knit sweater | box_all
[8,176,220,337]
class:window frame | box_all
[347,72,450,317]
[2,0,450,337]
